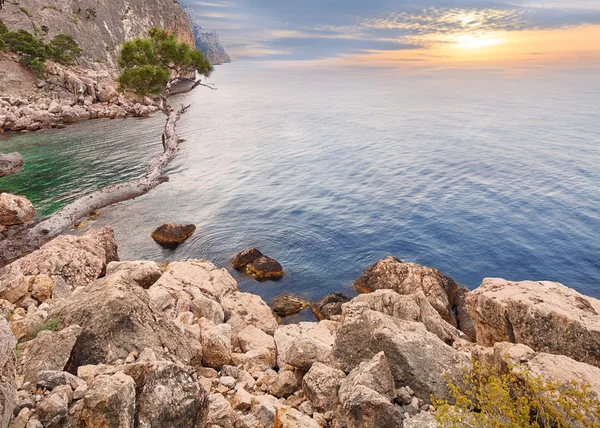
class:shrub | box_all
[433,361,600,428]
[28,317,62,340]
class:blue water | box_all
[1,63,599,310]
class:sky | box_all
[186,0,600,68]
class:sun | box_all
[453,33,505,50]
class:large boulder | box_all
[338,351,396,403]
[222,292,279,335]
[122,361,208,427]
[351,290,470,345]
[467,278,600,367]
[81,372,136,428]
[0,193,35,226]
[0,227,118,304]
[353,257,474,338]
[302,362,346,411]
[49,272,202,371]
[274,321,338,371]
[105,261,162,289]
[0,317,16,428]
[150,223,196,248]
[151,259,238,306]
[341,385,404,428]
[333,305,469,402]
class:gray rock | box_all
[342,385,404,428]
[36,371,85,391]
[302,363,346,411]
[35,388,69,427]
[339,351,396,403]
[333,308,469,402]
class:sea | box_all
[1,63,599,314]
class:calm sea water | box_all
[1,63,599,310]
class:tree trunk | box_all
[0,153,24,178]
[0,102,186,267]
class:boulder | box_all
[0,317,16,428]
[201,323,232,369]
[49,272,202,370]
[206,393,237,427]
[151,259,238,303]
[36,371,85,391]
[268,370,298,398]
[275,406,320,428]
[351,290,469,345]
[333,306,469,402]
[81,372,136,428]
[232,248,285,281]
[310,292,351,321]
[0,227,118,302]
[222,292,278,335]
[35,387,70,426]
[122,361,208,427]
[105,261,162,289]
[0,193,35,226]
[272,296,309,317]
[18,325,82,384]
[190,294,224,325]
[274,321,337,371]
[353,257,474,338]
[237,324,276,368]
[150,223,196,248]
[302,363,346,411]
[338,352,396,403]
[467,278,600,367]
[341,385,404,428]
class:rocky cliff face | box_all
[0,0,195,71]
[184,7,231,65]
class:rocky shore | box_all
[0,227,599,427]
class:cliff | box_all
[184,7,231,65]
[0,0,196,132]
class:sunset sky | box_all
[187,0,600,68]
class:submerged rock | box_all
[310,292,351,320]
[467,278,600,367]
[151,223,196,248]
[0,193,35,226]
[353,256,475,339]
[272,296,309,317]
[232,248,285,281]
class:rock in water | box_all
[310,292,351,320]
[467,278,600,367]
[353,256,475,339]
[232,248,285,281]
[272,296,309,317]
[0,317,16,428]
[0,193,35,226]
[151,223,196,248]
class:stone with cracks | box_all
[49,272,202,371]
[201,323,232,370]
[106,261,163,289]
[302,362,346,411]
[238,325,277,369]
[81,372,136,428]
[338,351,396,403]
[222,292,278,335]
[333,307,469,402]
[275,322,337,371]
[353,256,474,339]
[467,278,600,367]
[275,406,320,428]
[341,385,404,428]
[189,294,224,325]
[0,193,34,226]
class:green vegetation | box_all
[15,343,24,359]
[433,361,600,428]
[117,27,212,97]
[28,317,61,340]
[41,5,59,12]
[4,311,13,322]
[0,19,81,77]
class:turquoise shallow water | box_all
[1,64,599,310]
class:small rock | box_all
[272,296,309,317]
[268,370,298,398]
[220,376,237,389]
[310,292,351,320]
[150,223,196,248]
[0,193,35,226]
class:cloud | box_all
[184,0,600,61]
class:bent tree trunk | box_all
[0,102,187,267]
[0,152,25,178]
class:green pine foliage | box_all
[117,27,213,96]
[0,19,81,77]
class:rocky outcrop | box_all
[333,304,470,402]
[467,278,600,367]
[354,256,475,339]
[184,7,230,65]
[150,223,196,248]
[0,317,16,428]
[0,227,118,306]
[105,260,162,289]
[49,271,202,370]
